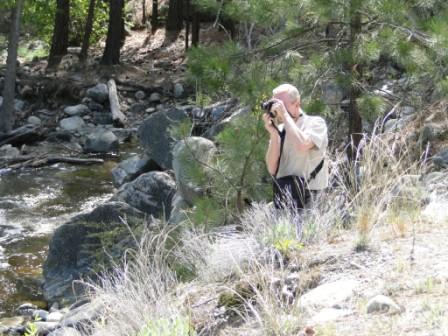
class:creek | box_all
[0,143,138,318]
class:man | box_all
[263,83,328,209]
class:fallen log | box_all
[0,125,45,147]
[107,79,127,128]
[0,155,104,169]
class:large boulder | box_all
[84,129,119,153]
[64,104,90,117]
[43,202,146,305]
[59,116,86,132]
[111,154,157,187]
[86,84,109,104]
[137,107,188,170]
[111,171,176,218]
[172,137,216,206]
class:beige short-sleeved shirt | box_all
[276,112,329,190]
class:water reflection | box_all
[0,161,117,317]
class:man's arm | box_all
[266,132,281,176]
[263,113,281,176]
[283,113,315,151]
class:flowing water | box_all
[0,144,139,318]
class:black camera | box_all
[261,100,276,118]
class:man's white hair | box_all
[273,83,301,103]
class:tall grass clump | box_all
[77,222,195,336]
[339,128,426,249]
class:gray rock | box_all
[135,90,146,100]
[60,301,102,330]
[112,171,176,218]
[43,202,146,304]
[299,279,358,310]
[148,92,161,103]
[129,102,147,114]
[32,321,60,334]
[17,303,38,315]
[0,144,20,158]
[205,98,238,121]
[48,327,82,336]
[205,106,250,139]
[88,101,104,112]
[111,154,157,187]
[86,83,109,103]
[172,137,216,205]
[60,116,86,132]
[27,116,42,125]
[46,311,64,322]
[138,107,188,170]
[93,111,113,125]
[366,295,401,314]
[192,107,204,119]
[64,104,90,116]
[432,148,448,168]
[167,192,190,225]
[32,309,49,321]
[173,83,184,98]
[145,107,156,114]
[84,129,119,153]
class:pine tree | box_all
[190,0,448,157]
[183,0,448,224]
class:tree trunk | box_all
[80,0,96,62]
[346,2,363,161]
[192,8,199,46]
[48,0,70,68]
[151,0,158,31]
[0,0,24,134]
[166,0,183,32]
[142,0,146,25]
[185,0,190,50]
[101,0,125,65]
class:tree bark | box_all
[80,0,96,62]
[192,8,200,46]
[48,0,70,68]
[151,0,158,31]
[101,0,125,65]
[142,0,146,25]
[166,0,183,32]
[346,2,363,161]
[185,0,190,50]
[0,0,24,134]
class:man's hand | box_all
[270,98,288,119]
[262,112,278,135]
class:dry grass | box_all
[72,121,438,336]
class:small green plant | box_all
[263,220,303,256]
[137,317,196,336]
[24,317,41,336]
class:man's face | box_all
[273,92,301,119]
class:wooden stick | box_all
[1,155,104,169]
[107,79,127,127]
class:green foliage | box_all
[357,94,387,122]
[13,0,109,45]
[263,219,302,256]
[137,317,196,336]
